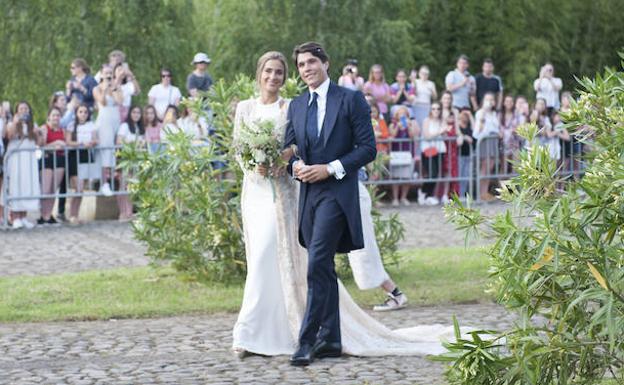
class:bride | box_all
[232,51,454,358]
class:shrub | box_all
[436,58,624,384]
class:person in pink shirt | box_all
[143,105,162,153]
[364,64,392,123]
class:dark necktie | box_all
[306,92,318,144]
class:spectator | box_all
[143,104,162,153]
[515,95,530,125]
[116,105,144,221]
[531,98,559,160]
[186,52,213,98]
[0,102,8,221]
[474,58,503,110]
[421,102,446,205]
[93,64,123,196]
[178,107,208,142]
[410,65,437,129]
[551,110,570,163]
[38,107,66,225]
[5,101,41,229]
[65,104,98,225]
[559,91,582,172]
[114,63,140,121]
[389,69,415,117]
[94,50,126,83]
[388,106,419,207]
[148,68,182,120]
[457,109,475,198]
[49,91,75,221]
[438,111,460,203]
[66,58,98,111]
[473,92,501,201]
[338,59,364,91]
[371,104,389,154]
[160,104,180,142]
[440,90,460,122]
[499,95,522,174]
[364,64,392,122]
[534,62,563,114]
[445,54,476,110]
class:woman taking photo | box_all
[116,106,144,221]
[5,101,41,229]
[93,64,123,197]
[66,58,98,111]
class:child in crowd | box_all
[65,104,98,225]
[116,106,144,221]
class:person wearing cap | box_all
[186,52,213,98]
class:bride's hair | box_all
[256,51,288,86]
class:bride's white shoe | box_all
[232,347,250,359]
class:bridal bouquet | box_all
[235,119,289,200]
[236,119,287,173]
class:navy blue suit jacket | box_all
[284,82,377,253]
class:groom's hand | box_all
[299,164,330,183]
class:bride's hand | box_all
[281,147,294,162]
[255,164,268,176]
[271,165,286,177]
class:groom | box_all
[284,42,377,366]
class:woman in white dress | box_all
[5,101,41,229]
[232,51,457,359]
[93,64,123,197]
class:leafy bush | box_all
[438,58,624,384]
[122,75,405,282]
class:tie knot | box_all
[310,92,318,104]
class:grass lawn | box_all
[0,246,492,323]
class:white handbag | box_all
[389,151,413,166]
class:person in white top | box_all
[177,109,208,143]
[65,104,98,225]
[116,106,144,222]
[337,60,364,91]
[533,62,563,112]
[114,63,140,121]
[148,68,182,120]
[473,92,501,201]
[410,65,437,129]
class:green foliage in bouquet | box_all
[436,57,624,384]
[121,74,405,282]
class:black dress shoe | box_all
[290,344,314,366]
[312,340,342,359]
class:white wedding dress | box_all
[232,98,456,356]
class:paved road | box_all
[0,202,505,277]
[0,303,513,385]
[0,202,510,384]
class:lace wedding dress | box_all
[232,97,456,356]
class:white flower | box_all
[253,149,266,164]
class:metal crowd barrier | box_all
[1,144,131,227]
[1,135,588,227]
[364,135,587,201]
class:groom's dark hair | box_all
[292,42,329,66]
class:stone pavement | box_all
[0,202,510,384]
[0,303,514,385]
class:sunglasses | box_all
[431,107,441,111]
[161,74,171,78]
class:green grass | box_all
[0,246,492,323]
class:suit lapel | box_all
[322,83,343,148]
[294,93,309,157]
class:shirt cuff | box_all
[292,160,302,179]
[329,160,346,180]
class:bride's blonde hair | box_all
[256,51,288,87]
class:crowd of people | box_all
[0,50,583,229]
[0,50,214,229]
[339,55,582,206]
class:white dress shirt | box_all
[305,77,346,180]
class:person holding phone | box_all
[338,59,364,91]
[445,54,476,110]
[534,63,563,115]
[93,64,123,197]
[5,101,42,229]
[66,58,98,111]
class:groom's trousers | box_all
[299,184,346,346]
